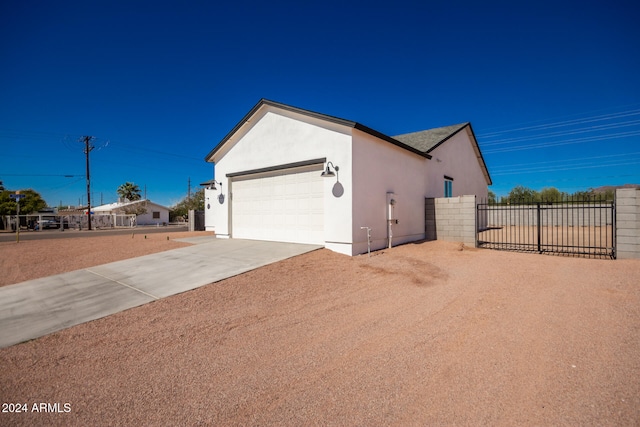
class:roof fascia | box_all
[204,99,357,162]
[465,123,493,185]
[204,99,432,162]
[354,123,432,159]
[425,123,469,154]
[427,123,492,185]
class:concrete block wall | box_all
[425,195,476,247]
[616,188,640,259]
[486,203,613,227]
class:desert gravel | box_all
[1,238,639,426]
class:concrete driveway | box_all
[0,238,321,348]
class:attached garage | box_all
[203,99,491,256]
[229,163,325,245]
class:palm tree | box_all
[117,182,141,201]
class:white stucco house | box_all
[203,99,491,256]
[93,199,170,226]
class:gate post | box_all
[188,209,195,232]
[616,188,640,259]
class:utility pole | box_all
[188,177,191,202]
[81,136,95,230]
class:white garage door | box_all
[231,165,324,245]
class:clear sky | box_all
[1,0,639,207]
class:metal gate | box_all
[194,210,205,231]
[477,197,615,259]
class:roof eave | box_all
[204,99,358,162]
[464,123,492,186]
[425,123,470,154]
[354,123,432,159]
[205,99,432,162]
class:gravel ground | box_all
[1,239,639,426]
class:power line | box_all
[482,130,640,154]
[490,152,640,171]
[478,109,640,138]
[480,119,640,146]
[110,142,203,162]
[0,128,79,140]
[491,160,640,176]
[477,102,640,135]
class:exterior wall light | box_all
[200,179,222,191]
[200,179,224,204]
[321,161,339,178]
[210,180,222,191]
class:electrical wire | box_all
[480,119,640,146]
[478,108,640,138]
[482,130,640,154]
[491,160,640,176]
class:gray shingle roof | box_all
[392,122,470,153]
[205,100,491,185]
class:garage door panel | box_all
[232,166,324,245]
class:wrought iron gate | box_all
[194,210,205,231]
[477,197,615,259]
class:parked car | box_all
[41,219,59,229]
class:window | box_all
[152,211,160,219]
[444,176,453,198]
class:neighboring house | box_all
[204,99,491,256]
[93,199,170,226]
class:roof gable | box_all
[204,99,431,162]
[395,123,492,185]
[393,123,469,153]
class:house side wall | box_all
[208,110,354,254]
[351,129,429,255]
[135,207,169,226]
[425,128,489,200]
[95,202,169,226]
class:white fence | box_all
[484,203,614,227]
[1,214,137,231]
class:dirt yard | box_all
[1,237,639,426]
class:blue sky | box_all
[1,0,639,207]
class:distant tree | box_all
[507,185,539,203]
[0,188,47,215]
[539,187,564,202]
[0,181,4,191]
[487,190,497,205]
[601,189,615,200]
[170,189,204,221]
[120,200,148,216]
[117,182,141,201]
[571,188,595,201]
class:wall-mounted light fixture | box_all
[200,179,222,191]
[200,179,224,205]
[321,161,339,178]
